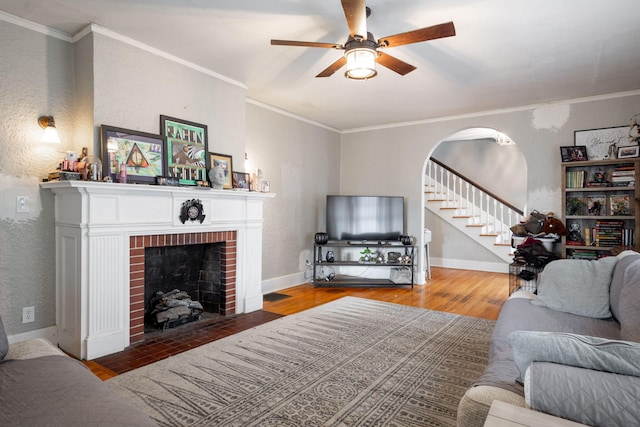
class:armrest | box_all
[5,338,66,360]
[525,362,640,426]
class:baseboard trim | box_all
[262,272,307,295]
[7,326,57,345]
[430,257,509,274]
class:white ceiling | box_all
[2,0,640,131]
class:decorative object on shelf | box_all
[618,145,639,159]
[260,180,271,193]
[232,171,250,190]
[326,251,335,263]
[208,164,225,189]
[209,152,233,189]
[566,197,585,216]
[587,195,606,216]
[400,235,413,245]
[387,251,401,263]
[314,232,329,245]
[567,222,585,245]
[156,176,179,186]
[179,199,205,224]
[359,247,374,263]
[629,114,640,145]
[100,125,167,184]
[160,116,209,186]
[610,194,632,216]
[574,126,630,161]
[560,145,588,162]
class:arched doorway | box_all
[419,127,527,279]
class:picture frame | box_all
[232,171,250,190]
[100,125,167,184]
[560,145,588,162]
[617,145,639,159]
[160,115,209,186]
[209,152,233,189]
[260,180,271,193]
[574,126,630,161]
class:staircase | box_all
[425,158,524,263]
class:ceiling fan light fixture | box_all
[344,48,377,80]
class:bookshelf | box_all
[561,158,640,259]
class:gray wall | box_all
[0,21,74,336]
[340,99,640,269]
[245,103,341,283]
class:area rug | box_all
[106,297,494,426]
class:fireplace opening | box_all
[144,243,224,331]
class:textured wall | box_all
[0,20,74,335]
[245,103,341,281]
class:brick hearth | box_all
[129,231,237,344]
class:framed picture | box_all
[617,145,639,159]
[574,126,630,160]
[232,171,250,190]
[100,125,167,184]
[209,152,233,189]
[160,115,209,185]
[560,145,588,162]
[260,180,271,193]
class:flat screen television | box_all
[326,195,404,241]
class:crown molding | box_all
[0,10,71,41]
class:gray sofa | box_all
[0,318,156,426]
[457,251,640,427]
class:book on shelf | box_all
[566,170,585,188]
[595,220,624,247]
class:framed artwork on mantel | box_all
[100,125,167,184]
[160,115,210,185]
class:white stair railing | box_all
[425,159,524,245]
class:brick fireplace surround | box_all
[129,231,237,345]
[43,181,273,360]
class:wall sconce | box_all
[38,115,61,143]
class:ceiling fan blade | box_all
[376,52,416,76]
[378,22,456,48]
[340,0,367,40]
[271,39,343,49]
[316,57,347,78]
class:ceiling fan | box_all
[271,0,456,80]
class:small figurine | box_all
[567,223,585,244]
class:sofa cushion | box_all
[0,315,8,360]
[509,331,640,383]
[609,252,640,322]
[613,256,640,342]
[525,362,640,427]
[532,257,617,318]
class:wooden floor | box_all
[85,267,508,380]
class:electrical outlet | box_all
[22,306,35,323]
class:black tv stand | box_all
[312,240,415,288]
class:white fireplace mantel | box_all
[42,181,274,359]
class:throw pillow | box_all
[509,330,640,384]
[531,257,617,318]
[0,314,8,360]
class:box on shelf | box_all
[511,235,557,252]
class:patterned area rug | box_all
[106,297,494,426]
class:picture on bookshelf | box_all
[610,194,632,216]
[587,195,606,216]
[566,196,585,216]
[560,145,588,162]
[618,145,639,159]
